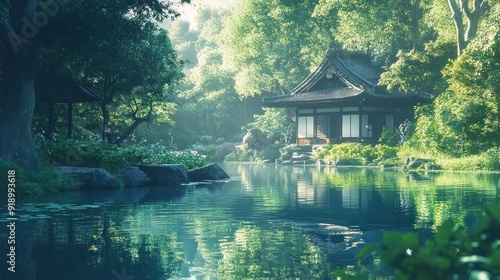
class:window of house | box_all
[298,116,314,138]
[342,115,360,137]
[386,115,395,131]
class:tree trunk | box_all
[411,0,422,50]
[497,97,500,145]
[0,0,40,170]
[113,118,149,145]
[46,102,55,140]
[448,0,466,57]
[101,101,116,143]
[463,0,486,42]
[448,0,487,57]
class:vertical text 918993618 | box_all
[6,170,17,273]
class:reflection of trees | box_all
[237,164,298,210]
[312,167,499,231]
[32,205,183,280]
[217,225,328,280]
[25,164,500,279]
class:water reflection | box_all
[0,164,499,279]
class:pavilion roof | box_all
[38,83,100,103]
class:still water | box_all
[1,163,499,280]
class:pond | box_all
[1,163,499,279]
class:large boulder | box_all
[122,167,150,187]
[242,128,267,150]
[138,164,189,184]
[54,167,120,189]
[188,163,230,182]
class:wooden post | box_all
[46,102,55,141]
[67,102,73,139]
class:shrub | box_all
[378,157,404,168]
[379,127,399,146]
[436,148,500,171]
[337,204,500,279]
[255,144,284,162]
[224,144,252,162]
[36,140,206,172]
[0,159,79,195]
[316,143,375,164]
[374,144,398,161]
[279,144,303,160]
[189,143,218,161]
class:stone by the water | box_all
[122,167,150,187]
[188,163,230,182]
[138,164,189,184]
[54,167,120,189]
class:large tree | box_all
[171,9,245,144]
[221,0,335,98]
[447,0,488,57]
[0,0,189,169]
[313,0,434,64]
[0,0,40,170]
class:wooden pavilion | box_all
[262,49,430,145]
[38,83,100,139]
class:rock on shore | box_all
[187,163,230,181]
[138,164,189,184]
[54,167,120,189]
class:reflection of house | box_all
[342,187,371,210]
[262,49,430,145]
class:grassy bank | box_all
[36,140,206,173]
[312,143,500,172]
[0,159,79,195]
[0,140,207,195]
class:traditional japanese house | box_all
[262,49,430,145]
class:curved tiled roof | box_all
[262,87,364,107]
[263,49,430,107]
[39,83,100,103]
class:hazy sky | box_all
[172,0,237,28]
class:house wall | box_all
[296,105,414,145]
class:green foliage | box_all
[251,108,294,144]
[0,159,78,195]
[224,143,282,162]
[32,0,186,145]
[406,6,500,157]
[224,144,252,162]
[315,143,399,166]
[374,144,399,161]
[379,39,455,94]
[379,127,400,146]
[355,204,500,279]
[170,9,250,146]
[436,149,500,171]
[255,144,284,162]
[36,140,205,173]
[409,90,497,156]
[314,0,435,64]
[315,143,375,164]
[279,144,304,161]
[222,0,333,97]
